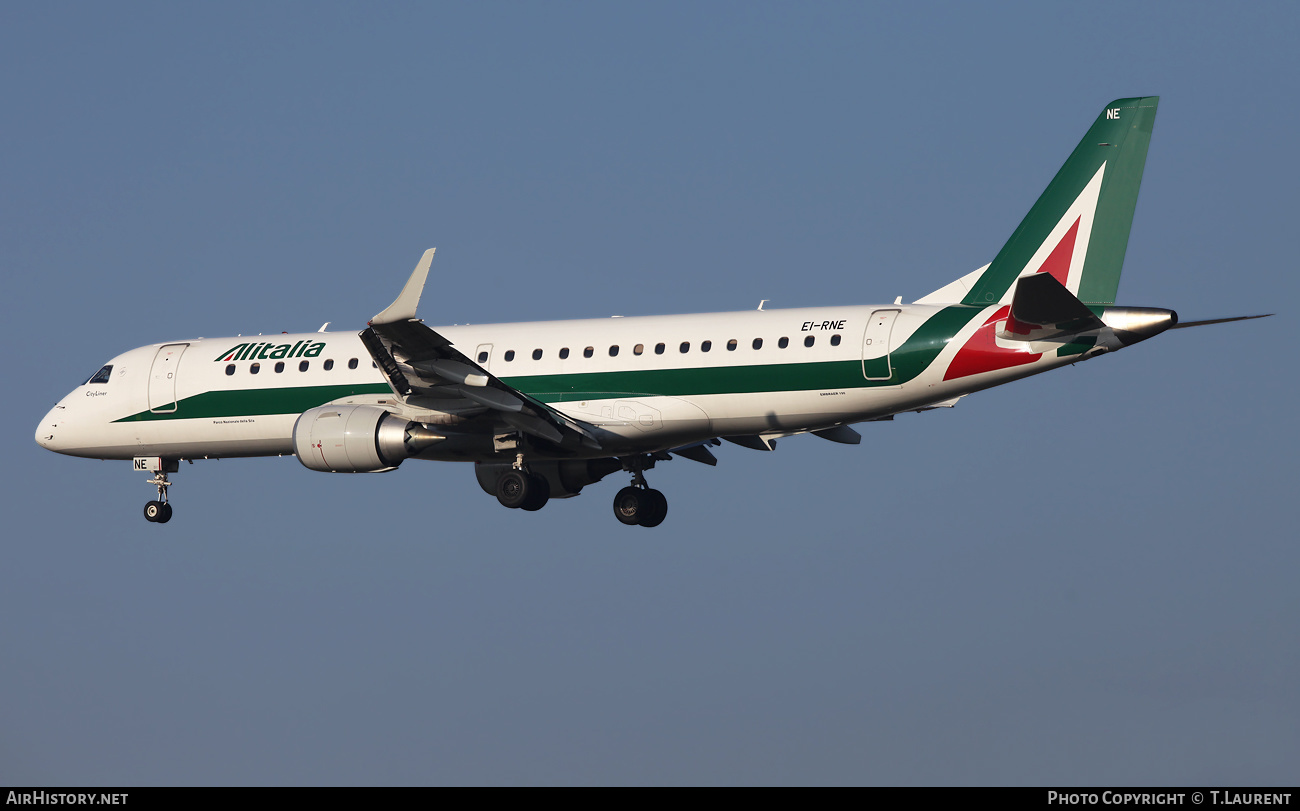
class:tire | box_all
[496,469,531,509]
[612,486,644,526]
[156,503,173,524]
[639,489,668,528]
[143,501,164,522]
[520,474,551,511]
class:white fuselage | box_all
[35,302,1098,464]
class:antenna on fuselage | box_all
[318,323,330,333]
[757,300,768,311]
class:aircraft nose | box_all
[35,404,66,451]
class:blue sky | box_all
[3,2,1297,785]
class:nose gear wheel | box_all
[144,501,172,523]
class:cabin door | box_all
[861,310,899,381]
[148,343,188,413]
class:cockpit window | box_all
[86,365,113,385]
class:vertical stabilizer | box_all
[960,97,1158,307]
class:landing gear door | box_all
[861,310,899,381]
[148,343,188,413]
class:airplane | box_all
[35,96,1268,527]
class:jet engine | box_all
[293,405,445,473]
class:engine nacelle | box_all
[293,405,444,473]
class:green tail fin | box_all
[962,97,1159,308]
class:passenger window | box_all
[583,347,594,358]
[655,343,665,355]
[752,338,763,350]
[225,364,235,376]
[348,358,359,369]
[634,344,644,355]
[299,360,309,372]
[532,349,543,360]
[372,361,378,368]
[805,335,815,347]
[679,341,690,353]
[609,345,619,357]
[727,339,738,351]
[701,340,712,352]
[559,347,570,359]
[87,365,113,384]
[274,361,285,373]
[778,337,789,349]
[478,351,489,363]
[250,363,261,374]
[504,350,515,362]
[830,334,842,346]
[324,359,334,371]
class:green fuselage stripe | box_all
[113,383,393,422]
[506,359,864,401]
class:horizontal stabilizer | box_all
[1003,273,1104,339]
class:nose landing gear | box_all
[136,457,178,523]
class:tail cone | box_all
[1101,307,1178,346]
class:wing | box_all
[362,249,603,452]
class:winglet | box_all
[372,248,436,325]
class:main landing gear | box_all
[489,452,671,527]
[612,459,667,528]
[496,454,551,512]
